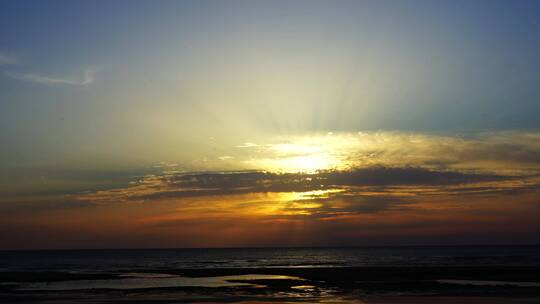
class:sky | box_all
[1,0,540,249]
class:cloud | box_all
[6,131,540,248]
[74,166,516,203]
[0,51,98,86]
[0,53,20,66]
[68,131,540,229]
[237,142,259,148]
[223,131,540,176]
[6,68,97,86]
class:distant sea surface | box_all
[1,245,539,272]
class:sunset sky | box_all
[1,0,540,249]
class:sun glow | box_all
[272,154,336,173]
[246,134,358,173]
[241,131,540,175]
[253,189,343,216]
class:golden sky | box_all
[2,131,539,248]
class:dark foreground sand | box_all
[1,267,540,303]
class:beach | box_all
[2,247,539,303]
[2,266,540,303]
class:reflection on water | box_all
[19,273,303,291]
[290,285,317,291]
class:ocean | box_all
[2,245,539,272]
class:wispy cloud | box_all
[237,142,259,148]
[73,166,532,205]
[6,68,98,86]
[0,52,99,87]
[0,53,20,66]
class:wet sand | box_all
[1,266,540,303]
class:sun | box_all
[248,134,355,173]
[272,153,335,173]
[248,151,336,173]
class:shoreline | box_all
[2,266,540,303]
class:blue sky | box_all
[2,1,540,168]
